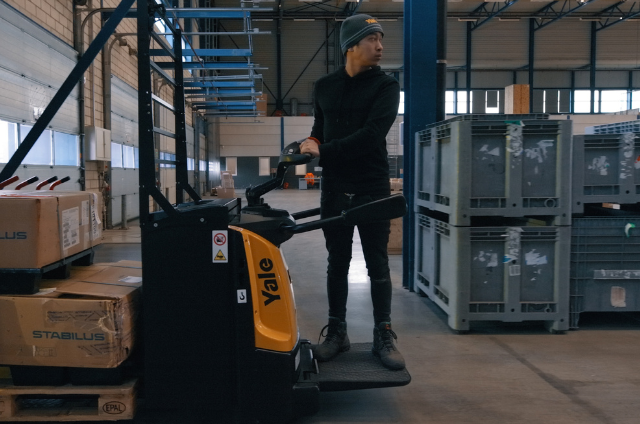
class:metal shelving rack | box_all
[136,0,272,220]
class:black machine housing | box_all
[141,141,410,423]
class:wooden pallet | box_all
[0,378,137,422]
[0,248,95,295]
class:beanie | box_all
[340,14,384,55]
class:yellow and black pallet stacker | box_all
[141,142,410,423]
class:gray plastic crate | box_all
[572,133,640,213]
[585,120,640,135]
[570,216,640,328]
[415,213,571,332]
[424,113,549,131]
[416,119,572,226]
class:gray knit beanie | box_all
[340,14,384,55]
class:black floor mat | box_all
[317,343,411,392]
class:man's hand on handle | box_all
[300,138,321,158]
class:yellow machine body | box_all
[230,225,298,352]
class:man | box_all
[299,14,404,370]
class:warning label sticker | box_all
[61,207,80,250]
[213,231,228,263]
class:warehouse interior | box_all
[1,0,640,423]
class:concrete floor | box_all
[97,189,640,424]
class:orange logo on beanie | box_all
[366,18,378,24]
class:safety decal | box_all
[237,289,247,304]
[212,230,228,263]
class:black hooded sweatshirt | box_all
[310,66,400,195]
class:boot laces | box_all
[318,323,342,345]
[379,328,398,352]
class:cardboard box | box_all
[221,171,234,189]
[388,217,403,255]
[0,192,102,269]
[215,187,236,198]
[505,84,530,114]
[390,178,403,191]
[0,262,141,368]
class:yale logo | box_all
[258,258,281,306]
[366,18,378,24]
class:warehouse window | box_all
[0,121,17,163]
[226,157,237,176]
[123,145,135,169]
[398,91,404,115]
[20,125,52,166]
[259,157,270,176]
[445,91,455,114]
[574,90,592,113]
[111,142,123,168]
[457,91,468,114]
[485,90,499,114]
[0,119,79,166]
[632,91,640,110]
[54,132,79,166]
[600,90,629,113]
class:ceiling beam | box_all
[469,0,520,32]
[595,1,640,32]
[532,0,597,31]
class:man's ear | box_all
[347,47,354,52]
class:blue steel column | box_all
[403,0,442,290]
[466,21,471,113]
[590,21,597,114]
[529,18,535,112]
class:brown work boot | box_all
[372,322,405,370]
[312,317,350,362]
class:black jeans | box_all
[320,191,392,325]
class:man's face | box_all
[351,32,383,67]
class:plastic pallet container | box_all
[570,215,640,328]
[423,113,550,131]
[416,118,572,226]
[415,213,571,332]
[586,120,640,135]
[572,133,640,213]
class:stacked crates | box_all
[414,115,572,332]
[570,121,640,328]
[570,215,640,328]
[572,133,640,213]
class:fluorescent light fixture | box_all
[499,18,521,21]
[580,17,601,21]
[458,18,478,22]
[252,18,273,21]
[378,19,398,22]
[293,18,315,21]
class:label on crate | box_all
[594,270,640,280]
[506,123,524,157]
[61,207,80,250]
[503,227,522,268]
